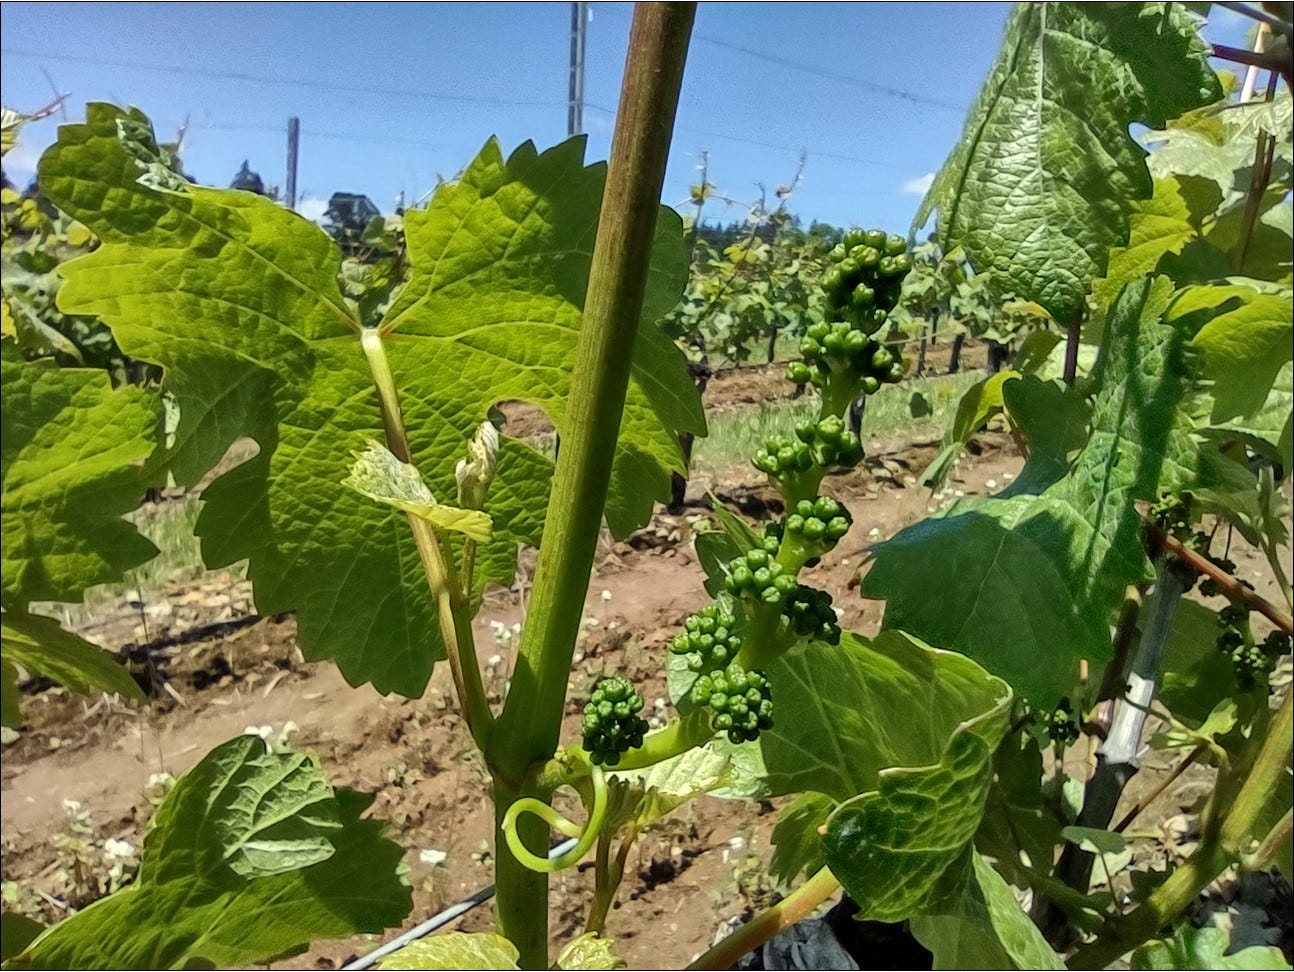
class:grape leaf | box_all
[976,732,1061,893]
[143,733,341,882]
[376,933,519,971]
[1169,284,1294,423]
[1208,361,1292,470]
[381,135,704,538]
[919,370,1019,491]
[769,792,832,889]
[910,853,1064,970]
[1094,176,1208,310]
[1133,927,1292,970]
[914,3,1222,322]
[997,375,1090,496]
[762,631,1012,921]
[1,612,144,710]
[0,914,43,963]
[9,736,410,970]
[556,933,626,971]
[38,104,700,696]
[1,343,159,608]
[863,276,1199,703]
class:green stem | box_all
[532,708,715,791]
[1067,689,1293,969]
[1245,808,1292,872]
[360,327,494,751]
[487,6,695,965]
[818,371,856,420]
[686,867,841,970]
[586,833,619,936]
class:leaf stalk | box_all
[360,328,494,751]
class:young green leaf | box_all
[1171,284,1294,423]
[376,933,520,971]
[9,736,410,969]
[996,375,1090,496]
[1093,176,1208,311]
[556,933,627,971]
[768,792,833,889]
[915,3,1221,322]
[345,440,492,543]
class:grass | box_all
[691,371,979,479]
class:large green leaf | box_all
[8,736,410,969]
[914,3,1221,322]
[910,853,1064,970]
[1,344,159,608]
[381,136,702,537]
[863,276,1199,703]
[39,104,700,696]
[761,631,1012,921]
[1,612,144,715]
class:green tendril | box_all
[501,765,608,873]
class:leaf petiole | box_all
[359,326,494,749]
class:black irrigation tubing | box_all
[121,613,268,656]
[341,837,580,971]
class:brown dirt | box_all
[2,381,1290,969]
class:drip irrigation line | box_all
[340,836,580,970]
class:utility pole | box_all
[286,116,300,210]
[566,1,587,136]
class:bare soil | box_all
[2,367,1289,969]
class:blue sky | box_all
[0,2,1254,232]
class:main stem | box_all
[487,5,695,966]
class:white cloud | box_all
[2,141,44,181]
[295,197,328,222]
[901,172,935,196]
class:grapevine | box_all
[2,4,1290,971]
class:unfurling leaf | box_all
[345,440,492,543]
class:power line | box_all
[586,104,906,170]
[1,48,566,109]
[689,32,966,113]
[590,5,966,113]
[203,121,451,151]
